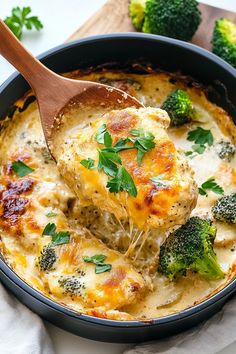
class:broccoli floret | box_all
[161,89,195,126]
[158,217,224,281]
[212,18,236,69]
[58,275,86,295]
[215,140,236,162]
[212,194,236,224]
[129,0,146,30]
[37,244,57,271]
[140,0,201,41]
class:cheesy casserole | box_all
[0,66,236,320]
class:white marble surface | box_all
[0,1,236,353]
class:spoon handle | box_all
[0,19,54,93]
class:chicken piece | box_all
[38,228,145,310]
[0,153,145,311]
[56,107,197,230]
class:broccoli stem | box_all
[193,251,225,280]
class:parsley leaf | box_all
[80,158,95,170]
[12,160,34,177]
[95,124,107,144]
[198,177,224,197]
[187,127,214,146]
[185,151,194,157]
[113,138,130,149]
[95,263,112,274]
[83,254,112,274]
[97,149,120,177]
[46,211,57,218]
[192,144,206,154]
[42,223,70,245]
[130,128,156,165]
[91,125,156,197]
[42,223,56,236]
[104,132,113,148]
[4,6,43,40]
[83,254,106,264]
[52,231,70,246]
[107,166,137,197]
[185,144,206,158]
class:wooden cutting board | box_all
[68,0,236,51]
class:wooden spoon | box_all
[0,20,142,154]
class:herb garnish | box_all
[129,128,156,165]
[80,158,95,170]
[198,177,224,196]
[82,125,156,197]
[42,223,70,245]
[98,149,121,177]
[96,125,156,164]
[95,263,112,274]
[95,124,107,144]
[4,6,43,40]
[104,131,113,147]
[46,211,57,218]
[12,160,34,177]
[185,144,206,158]
[107,166,137,196]
[83,254,112,274]
[187,127,214,146]
[185,127,214,157]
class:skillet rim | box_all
[0,32,236,329]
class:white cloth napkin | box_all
[0,283,55,354]
[124,295,236,354]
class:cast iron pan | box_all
[0,33,236,343]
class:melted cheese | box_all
[56,107,197,232]
[0,69,236,320]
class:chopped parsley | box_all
[42,223,70,245]
[51,231,70,246]
[107,166,137,197]
[80,158,95,170]
[46,211,57,218]
[104,131,113,148]
[12,160,34,177]
[185,144,206,157]
[198,177,224,197]
[129,128,156,165]
[95,263,112,274]
[42,223,56,236]
[95,124,107,144]
[83,254,106,264]
[4,6,43,40]
[83,254,112,274]
[82,124,156,197]
[187,127,214,146]
[98,149,121,177]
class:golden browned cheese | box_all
[0,69,236,320]
[0,152,145,312]
[56,107,197,231]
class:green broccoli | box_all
[37,244,57,271]
[161,89,195,126]
[129,0,201,41]
[212,18,236,69]
[129,0,146,30]
[212,194,236,224]
[215,140,236,162]
[158,217,224,281]
[58,275,86,296]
